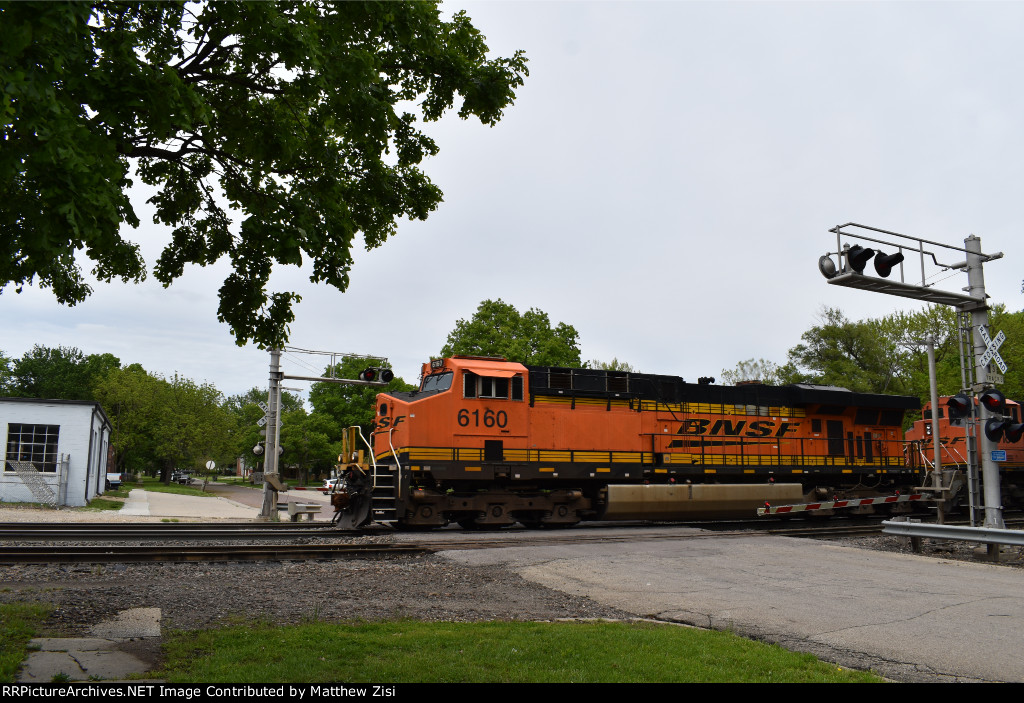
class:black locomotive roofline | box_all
[384,358,920,413]
[526,365,920,411]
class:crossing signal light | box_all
[986,417,1010,442]
[359,367,395,383]
[846,245,875,273]
[1006,423,1024,443]
[979,388,1006,414]
[946,394,971,420]
[873,251,904,278]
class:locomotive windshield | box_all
[420,371,453,394]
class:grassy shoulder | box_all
[133,476,215,498]
[0,603,52,683]
[161,620,882,683]
[83,476,212,510]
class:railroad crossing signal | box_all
[979,327,1008,374]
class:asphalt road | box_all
[433,527,1024,683]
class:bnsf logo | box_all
[376,415,405,431]
[677,419,800,438]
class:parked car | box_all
[170,471,194,485]
[322,478,340,492]
[105,472,122,490]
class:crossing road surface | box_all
[437,529,1024,683]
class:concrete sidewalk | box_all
[17,609,163,682]
[118,488,261,519]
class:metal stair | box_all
[370,464,398,523]
[7,460,58,508]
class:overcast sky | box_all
[4,1,1024,401]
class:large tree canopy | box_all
[4,344,120,400]
[722,304,1024,426]
[1,1,528,346]
[440,299,583,367]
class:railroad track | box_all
[0,521,363,541]
[0,543,431,564]
[1,515,980,564]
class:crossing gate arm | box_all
[757,493,926,516]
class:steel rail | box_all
[0,523,361,541]
[0,543,431,564]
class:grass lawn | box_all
[0,603,52,683]
[160,620,883,683]
[134,476,215,498]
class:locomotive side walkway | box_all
[437,529,1024,683]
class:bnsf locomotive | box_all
[905,395,1024,506]
[332,356,923,528]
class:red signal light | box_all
[979,389,1006,414]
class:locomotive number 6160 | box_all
[457,408,508,428]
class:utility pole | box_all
[964,236,1005,530]
[259,349,284,520]
[255,347,391,521]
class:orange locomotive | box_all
[905,396,1024,505]
[335,356,922,528]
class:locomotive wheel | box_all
[518,520,544,530]
[457,518,489,530]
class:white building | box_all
[1,398,112,507]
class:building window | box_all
[5,424,60,473]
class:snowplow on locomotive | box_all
[330,355,926,529]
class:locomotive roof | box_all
[383,358,919,410]
[526,365,920,410]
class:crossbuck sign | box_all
[979,327,1008,374]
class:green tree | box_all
[0,350,12,395]
[587,358,636,372]
[279,408,336,485]
[1,2,528,347]
[308,357,415,440]
[150,374,234,481]
[96,365,233,480]
[784,307,909,394]
[986,306,1024,402]
[8,345,120,400]
[720,358,801,386]
[94,363,164,474]
[224,387,303,416]
[440,299,583,367]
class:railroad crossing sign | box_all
[979,327,1008,374]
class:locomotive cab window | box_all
[464,371,523,400]
[420,372,453,394]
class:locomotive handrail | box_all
[387,427,402,499]
[354,425,378,487]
